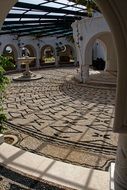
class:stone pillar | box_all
[73,55,77,66]
[36,58,40,69]
[16,47,22,71]
[15,57,21,71]
[106,57,117,72]
[73,43,89,83]
[0,0,17,28]
[105,34,117,72]
[81,64,89,83]
[54,50,59,67]
[114,134,127,190]
[96,0,127,189]
[35,46,40,68]
[74,47,83,82]
[72,20,86,83]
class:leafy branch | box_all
[0,55,14,133]
[69,0,100,16]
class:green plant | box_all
[0,55,14,133]
[69,0,99,16]
[66,35,74,43]
[0,55,15,70]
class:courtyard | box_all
[1,0,127,189]
[3,68,118,171]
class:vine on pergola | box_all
[69,0,100,15]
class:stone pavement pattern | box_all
[4,68,118,171]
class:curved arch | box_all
[85,32,108,66]
[65,44,75,56]
[24,44,36,57]
[92,39,107,61]
[59,44,75,65]
[40,44,55,66]
[85,31,117,71]
[2,44,18,70]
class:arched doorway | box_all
[1,1,127,189]
[40,45,55,66]
[83,32,117,81]
[58,44,74,65]
[2,44,18,70]
[92,39,107,70]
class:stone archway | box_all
[58,44,75,65]
[2,44,18,70]
[72,16,117,83]
[1,1,127,189]
[92,39,107,70]
[40,45,55,66]
[96,1,127,189]
[82,31,117,82]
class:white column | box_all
[114,134,127,190]
[16,47,22,71]
[106,58,117,72]
[81,64,89,83]
[73,43,89,83]
[54,50,59,67]
[36,58,40,68]
[73,55,77,66]
[72,20,90,83]
[105,35,117,72]
[74,47,83,82]
[96,1,127,189]
[15,57,21,71]
[36,47,41,68]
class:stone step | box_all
[86,80,116,88]
[0,143,110,190]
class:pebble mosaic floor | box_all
[4,68,118,171]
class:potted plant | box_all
[0,55,14,144]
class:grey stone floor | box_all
[3,68,118,171]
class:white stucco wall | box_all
[72,15,117,83]
[0,34,76,69]
[93,40,106,61]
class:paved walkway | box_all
[4,68,118,171]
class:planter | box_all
[0,134,4,145]
[4,134,18,145]
[0,134,19,145]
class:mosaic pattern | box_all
[4,68,118,171]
